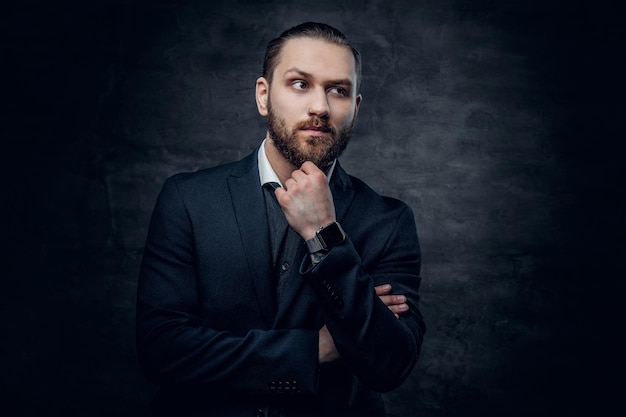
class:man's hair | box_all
[262,22,362,92]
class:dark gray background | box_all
[2,0,623,416]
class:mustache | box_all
[295,117,333,132]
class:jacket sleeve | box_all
[299,203,425,392]
[136,176,319,396]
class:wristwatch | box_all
[305,222,346,253]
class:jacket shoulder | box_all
[347,174,414,217]
[155,151,257,215]
[165,151,256,190]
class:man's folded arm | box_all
[300,204,425,392]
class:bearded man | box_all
[136,22,425,417]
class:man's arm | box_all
[276,162,425,392]
[309,210,424,392]
[319,284,408,363]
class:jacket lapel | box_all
[329,161,355,224]
[227,150,276,327]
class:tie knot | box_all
[264,182,281,191]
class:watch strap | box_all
[305,222,345,253]
[305,234,325,253]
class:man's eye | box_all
[292,81,307,90]
[329,87,348,96]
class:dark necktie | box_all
[262,182,287,269]
[262,182,302,299]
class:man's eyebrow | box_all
[283,67,312,79]
[329,79,354,87]
[283,67,353,87]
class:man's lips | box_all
[301,127,331,138]
[301,125,331,133]
[302,126,329,131]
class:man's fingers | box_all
[374,284,392,296]
[380,295,408,307]
[290,169,307,182]
[377,291,409,316]
[378,294,406,306]
[299,161,322,174]
[387,303,409,314]
[299,162,328,184]
[283,177,298,191]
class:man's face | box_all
[257,37,362,170]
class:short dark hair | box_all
[262,22,362,92]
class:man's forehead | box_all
[274,37,357,80]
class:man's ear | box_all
[255,77,269,116]
[354,93,362,119]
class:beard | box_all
[267,101,354,170]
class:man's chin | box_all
[298,131,331,144]
[297,144,333,164]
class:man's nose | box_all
[307,88,330,118]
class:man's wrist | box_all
[305,222,345,254]
[301,227,318,241]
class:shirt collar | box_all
[257,138,336,187]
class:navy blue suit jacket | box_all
[136,148,425,416]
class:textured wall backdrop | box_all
[3,0,623,416]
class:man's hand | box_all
[376,284,408,318]
[275,161,336,240]
[318,324,339,364]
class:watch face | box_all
[319,222,345,249]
